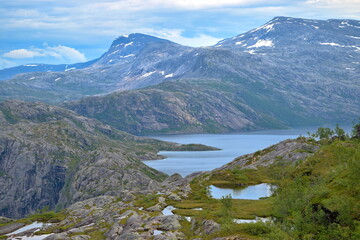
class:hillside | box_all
[0,100,213,218]
[0,34,190,103]
[63,75,353,134]
[2,127,359,239]
[0,17,359,133]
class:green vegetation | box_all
[352,118,360,138]
[0,108,19,124]
[26,211,66,223]
[261,124,360,239]
[134,194,159,209]
[163,143,220,151]
[208,168,275,188]
[178,123,360,239]
[267,138,360,239]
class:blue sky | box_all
[1,0,359,69]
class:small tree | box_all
[220,194,233,218]
[334,124,346,140]
[312,127,334,140]
[352,118,360,138]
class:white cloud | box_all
[168,0,262,8]
[3,45,87,62]
[43,45,87,62]
[91,0,269,10]
[3,49,44,59]
[141,29,222,47]
[174,34,222,47]
[306,0,360,5]
[305,0,360,12]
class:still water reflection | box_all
[143,126,350,176]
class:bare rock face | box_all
[191,219,221,236]
[37,192,187,240]
[0,100,170,218]
[215,138,320,171]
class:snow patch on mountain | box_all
[65,67,76,72]
[341,21,360,29]
[244,50,256,54]
[140,71,156,78]
[347,35,360,39]
[108,50,120,56]
[120,54,135,58]
[320,42,360,51]
[124,42,134,48]
[320,42,342,47]
[247,40,274,48]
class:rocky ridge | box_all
[0,17,359,134]
[215,138,320,171]
[0,100,213,219]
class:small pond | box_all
[6,221,52,240]
[162,206,176,215]
[154,230,163,235]
[209,183,274,200]
[233,217,271,224]
[10,234,53,240]
[6,222,44,236]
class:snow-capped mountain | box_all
[216,17,360,49]
[0,17,359,132]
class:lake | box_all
[143,126,351,176]
[209,183,274,200]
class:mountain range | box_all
[0,16,360,239]
[0,16,359,134]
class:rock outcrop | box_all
[0,100,176,218]
[215,138,320,171]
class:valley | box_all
[0,15,359,240]
[0,17,359,134]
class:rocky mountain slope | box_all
[0,100,213,219]
[214,138,320,171]
[0,33,190,103]
[1,17,359,133]
[62,80,287,134]
[0,59,98,81]
[62,75,353,134]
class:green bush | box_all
[27,211,65,222]
[242,222,271,235]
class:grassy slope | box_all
[171,138,360,239]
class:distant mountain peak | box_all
[215,16,360,52]
[110,33,172,48]
[89,33,181,66]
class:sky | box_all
[0,0,359,69]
